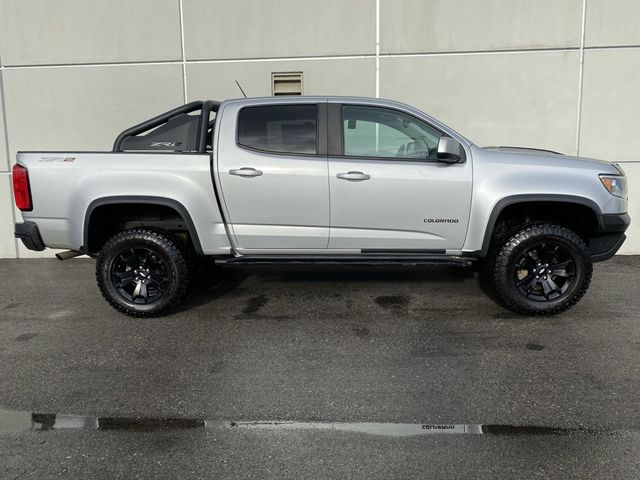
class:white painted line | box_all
[212,421,484,436]
[0,407,612,436]
[0,408,31,434]
[53,414,99,430]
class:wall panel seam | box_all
[0,66,20,258]
[1,61,183,70]
[2,43,640,71]
[375,0,380,98]
[178,0,188,102]
[382,48,581,58]
[576,0,587,156]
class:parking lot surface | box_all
[0,257,639,478]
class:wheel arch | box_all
[83,196,203,255]
[480,194,603,257]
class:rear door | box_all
[327,103,472,251]
[216,101,329,250]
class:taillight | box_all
[12,164,33,211]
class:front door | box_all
[328,104,472,251]
[217,102,329,250]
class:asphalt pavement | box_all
[0,256,639,479]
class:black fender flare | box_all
[83,196,203,255]
[479,194,603,257]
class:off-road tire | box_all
[96,229,189,317]
[490,223,592,315]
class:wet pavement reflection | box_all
[0,407,618,437]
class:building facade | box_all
[1,0,638,257]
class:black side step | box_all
[214,255,474,267]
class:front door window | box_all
[343,105,441,160]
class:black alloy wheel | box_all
[110,247,171,305]
[514,242,576,302]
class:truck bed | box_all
[16,151,231,255]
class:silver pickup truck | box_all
[12,96,630,317]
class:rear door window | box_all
[238,105,318,155]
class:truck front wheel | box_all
[96,229,189,317]
[490,223,592,315]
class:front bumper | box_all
[14,222,45,251]
[590,212,631,262]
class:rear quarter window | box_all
[237,105,318,155]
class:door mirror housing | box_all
[437,137,464,163]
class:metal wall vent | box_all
[272,72,303,96]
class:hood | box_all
[482,146,564,156]
[480,145,622,174]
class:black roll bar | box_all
[197,100,221,153]
[112,100,221,153]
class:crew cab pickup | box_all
[13,96,630,317]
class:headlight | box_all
[599,174,628,199]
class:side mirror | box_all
[437,137,464,163]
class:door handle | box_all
[336,171,371,181]
[229,167,263,177]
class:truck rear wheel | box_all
[96,229,189,317]
[490,223,592,315]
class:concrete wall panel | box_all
[0,1,637,257]
[187,58,376,100]
[2,65,184,155]
[0,0,182,65]
[4,64,184,258]
[617,163,640,254]
[183,0,375,60]
[579,49,640,162]
[380,52,580,154]
[380,0,582,54]
[586,0,640,47]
